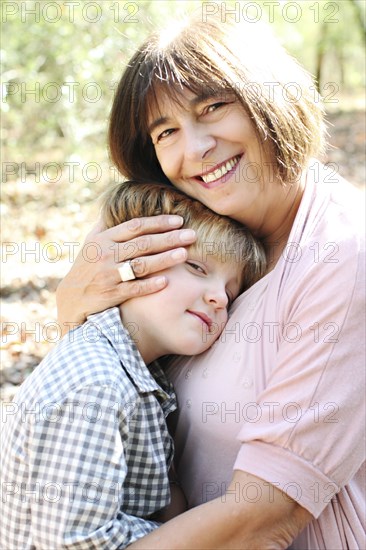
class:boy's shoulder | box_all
[15,308,135,406]
[52,306,124,365]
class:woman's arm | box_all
[151,482,187,523]
[56,215,196,334]
[128,471,312,549]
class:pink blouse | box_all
[167,161,365,549]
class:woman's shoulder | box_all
[273,162,364,304]
[310,160,363,224]
[294,160,364,256]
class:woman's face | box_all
[148,88,299,240]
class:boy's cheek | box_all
[208,320,226,339]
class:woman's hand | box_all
[56,215,196,334]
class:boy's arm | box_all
[26,385,159,549]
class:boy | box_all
[1,181,265,549]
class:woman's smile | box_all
[194,154,243,187]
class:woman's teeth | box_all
[201,156,240,184]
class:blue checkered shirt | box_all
[1,307,177,549]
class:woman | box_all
[57,13,365,549]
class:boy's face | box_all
[120,250,242,363]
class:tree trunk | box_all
[315,22,329,92]
[348,0,366,45]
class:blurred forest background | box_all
[1,0,365,400]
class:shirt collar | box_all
[86,308,176,412]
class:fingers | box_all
[57,216,194,328]
[104,215,185,241]
[89,267,171,310]
[112,229,196,263]
[85,218,107,239]
[119,248,188,279]
[117,276,169,299]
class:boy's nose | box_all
[203,284,228,309]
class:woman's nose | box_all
[183,127,216,162]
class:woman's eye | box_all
[205,102,226,114]
[157,128,175,142]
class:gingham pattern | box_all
[0,307,176,549]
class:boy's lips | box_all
[187,310,212,329]
[193,155,242,187]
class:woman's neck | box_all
[262,170,307,274]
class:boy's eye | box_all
[186,261,206,275]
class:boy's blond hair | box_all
[101,181,266,293]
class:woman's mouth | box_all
[196,155,242,186]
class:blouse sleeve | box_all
[234,211,365,518]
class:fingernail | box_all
[168,215,184,227]
[180,229,196,243]
[155,276,167,286]
[171,248,187,260]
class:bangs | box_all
[134,42,236,141]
